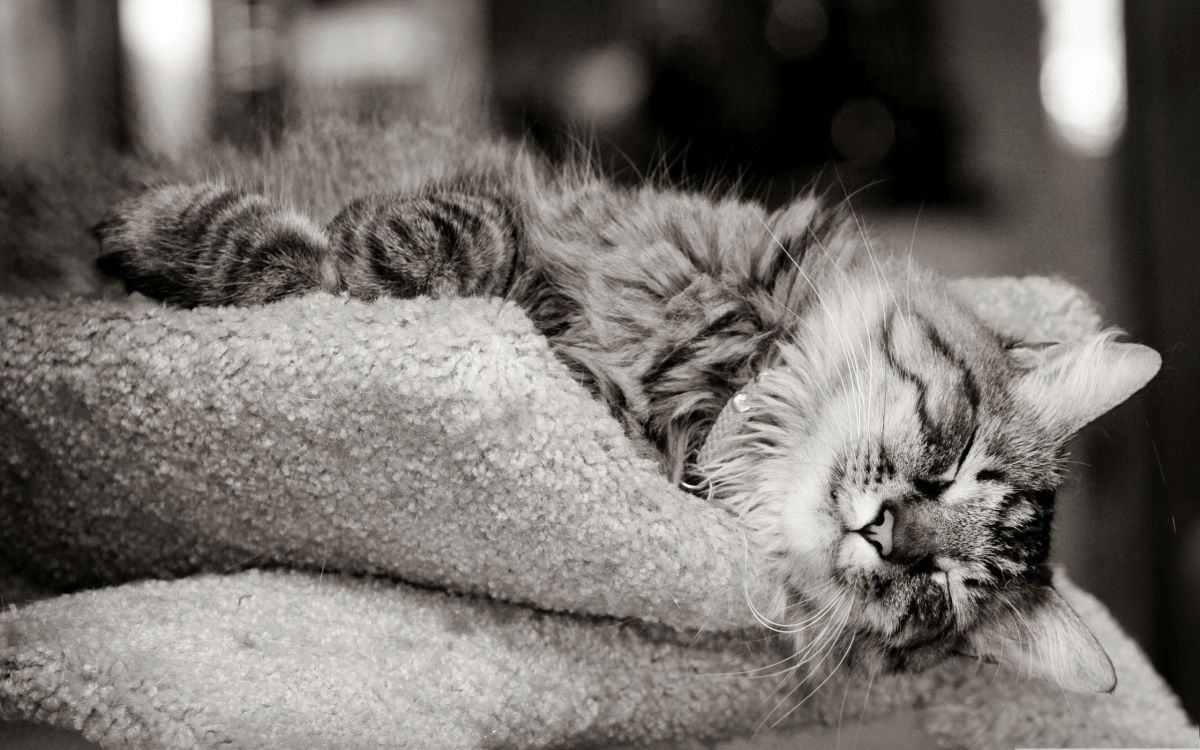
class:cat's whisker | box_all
[761,591,846,636]
[754,589,833,642]
[792,272,872,431]
[998,596,1064,691]
[759,216,871,437]
[708,594,849,679]
[771,630,857,729]
[740,565,842,634]
[702,647,812,678]
[797,219,876,438]
[720,580,852,693]
[828,168,903,450]
[743,597,852,683]
[765,245,862,395]
[762,289,863,437]
[835,654,855,750]
[830,167,901,314]
[905,198,926,319]
[757,599,856,733]
[788,593,854,667]
[853,657,881,748]
[761,599,848,691]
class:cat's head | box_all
[703,218,1160,693]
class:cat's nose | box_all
[858,501,939,565]
[857,506,894,557]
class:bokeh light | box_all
[119,0,213,155]
[765,0,830,59]
[1039,0,1126,157]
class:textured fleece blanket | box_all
[0,277,1195,749]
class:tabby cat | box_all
[91,135,1159,693]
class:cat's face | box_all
[710,259,1160,692]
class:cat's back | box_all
[527,176,789,302]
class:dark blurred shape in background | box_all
[1,0,1196,721]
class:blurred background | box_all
[1,0,1196,722]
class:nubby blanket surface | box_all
[0,278,1194,749]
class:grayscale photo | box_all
[0,1,1196,748]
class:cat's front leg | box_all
[94,183,337,307]
[325,184,524,301]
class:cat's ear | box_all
[1010,334,1160,434]
[768,196,822,236]
[960,587,1116,692]
[764,197,855,274]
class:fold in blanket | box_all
[0,277,1195,748]
[0,570,1195,748]
[0,292,773,632]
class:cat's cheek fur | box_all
[736,423,843,575]
[774,474,841,577]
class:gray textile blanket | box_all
[0,278,1195,749]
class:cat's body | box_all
[42,122,1159,693]
[93,162,849,483]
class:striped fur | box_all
[92,140,1160,692]
[94,184,335,307]
[327,180,524,300]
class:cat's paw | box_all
[92,183,223,303]
[326,184,522,301]
[92,183,333,307]
[92,218,140,295]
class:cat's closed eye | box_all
[911,476,951,497]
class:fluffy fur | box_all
[3,119,1161,693]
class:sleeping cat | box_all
[91,138,1159,694]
